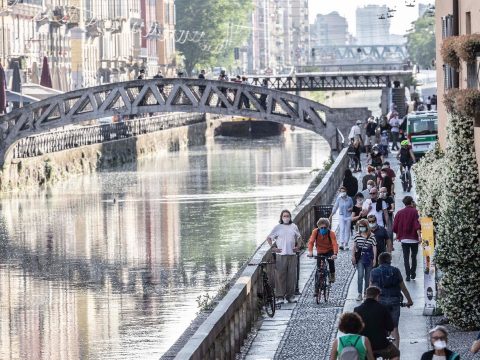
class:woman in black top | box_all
[351,193,366,232]
[343,169,358,199]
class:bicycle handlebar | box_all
[307,255,334,260]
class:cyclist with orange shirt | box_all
[308,218,339,292]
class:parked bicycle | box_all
[308,255,332,304]
[248,261,277,317]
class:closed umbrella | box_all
[11,61,21,93]
[31,61,39,84]
[40,56,52,88]
[0,65,6,114]
[52,65,61,91]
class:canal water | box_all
[0,129,330,359]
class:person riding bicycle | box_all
[397,140,416,171]
[308,218,338,293]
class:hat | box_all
[356,120,362,125]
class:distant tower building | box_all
[356,5,391,45]
[418,3,429,17]
[311,12,348,47]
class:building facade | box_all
[435,0,480,171]
[311,12,348,47]
[0,0,176,91]
[356,5,391,45]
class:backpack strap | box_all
[339,336,345,348]
[353,335,361,347]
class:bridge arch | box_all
[0,78,338,165]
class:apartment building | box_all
[435,0,480,170]
[1,0,176,91]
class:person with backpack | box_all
[370,252,413,349]
[351,219,377,301]
[329,312,375,360]
[308,218,338,290]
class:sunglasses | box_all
[368,220,376,224]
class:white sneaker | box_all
[356,293,363,301]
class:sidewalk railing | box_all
[170,148,349,360]
[10,113,205,159]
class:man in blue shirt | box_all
[370,252,413,349]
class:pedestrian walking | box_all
[240,76,250,109]
[362,166,377,190]
[421,326,460,360]
[361,180,375,200]
[370,252,413,349]
[352,193,367,232]
[367,214,391,265]
[259,78,268,110]
[379,168,394,197]
[393,196,422,281]
[382,162,396,192]
[426,96,432,111]
[368,145,383,168]
[352,219,377,301]
[379,186,395,239]
[266,209,302,303]
[349,120,363,144]
[354,286,400,360]
[308,218,338,290]
[389,114,400,151]
[343,169,358,199]
[329,312,375,360]
[362,187,390,228]
[364,116,377,154]
[198,69,206,97]
[330,186,353,250]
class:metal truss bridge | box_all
[0,78,337,165]
[246,70,412,91]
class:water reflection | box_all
[0,129,329,359]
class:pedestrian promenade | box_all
[242,153,432,359]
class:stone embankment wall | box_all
[0,118,223,192]
[165,148,349,360]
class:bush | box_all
[440,36,460,69]
[434,110,480,329]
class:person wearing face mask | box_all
[308,218,338,290]
[330,186,353,250]
[352,193,367,232]
[368,145,384,168]
[421,326,460,360]
[352,219,377,301]
[362,166,377,191]
[379,186,395,238]
[362,187,390,229]
[367,214,391,266]
[361,180,376,200]
[379,169,393,197]
[267,209,303,303]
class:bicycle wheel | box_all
[323,283,330,302]
[407,171,412,191]
[264,283,276,317]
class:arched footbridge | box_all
[0,78,350,165]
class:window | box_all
[442,15,456,90]
[466,12,471,35]
[467,58,480,89]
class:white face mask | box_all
[340,192,347,198]
[367,185,373,190]
[357,199,364,205]
[282,217,290,224]
[433,340,447,350]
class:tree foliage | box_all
[405,15,436,68]
[175,0,252,75]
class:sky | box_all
[309,0,433,36]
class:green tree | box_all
[175,0,252,75]
[405,15,436,68]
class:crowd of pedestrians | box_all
[263,112,480,359]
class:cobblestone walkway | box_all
[274,247,355,359]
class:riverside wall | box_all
[165,148,349,360]
[0,116,224,192]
